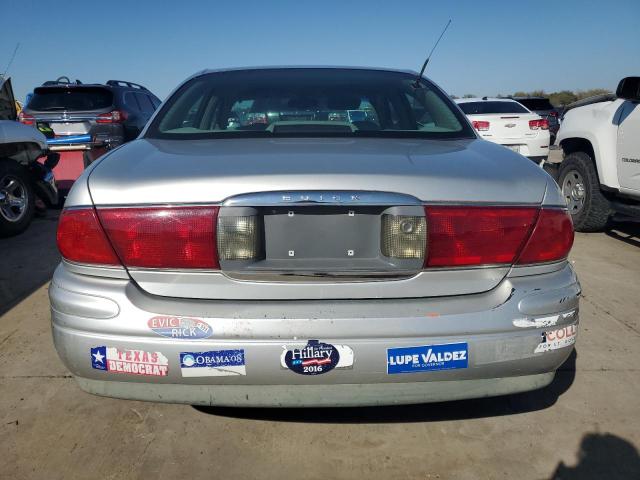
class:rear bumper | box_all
[50,262,580,407]
[76,374,555,407]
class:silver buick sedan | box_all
[50,67,579,407]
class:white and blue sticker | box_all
[147,316,213,340]
[280,340,355,375]
[179,349,246,377]
[387,342,468,374]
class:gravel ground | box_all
[1,211,639,480]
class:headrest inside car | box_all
[327,94,361,110]
[287,97,318,110]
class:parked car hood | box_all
[87,137,550,205]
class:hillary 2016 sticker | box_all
[280,340,354,375]
[91,346,169,377]
[387,343,468,374]
[147,315,212,339]
[180,349,246,377]
[534,325,577,353]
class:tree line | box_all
[452,89,612,107]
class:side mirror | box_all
[616,77,640,102]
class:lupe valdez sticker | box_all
[534,325,577,353]
[387,342,468,374]
[91,346,169,377]
[147,315,212,339]
[280,340,354,375]
[180,349,246,377]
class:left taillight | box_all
[97,206,220,269]
[96,110,127,124]
[57,208,121,265]
[18,112,35,125]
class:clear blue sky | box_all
[2,0,638,102]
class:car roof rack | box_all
[106,80,148,91]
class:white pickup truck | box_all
[556,76,640,231]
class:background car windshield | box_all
[516,98,554,110]
[28,87,113,111]
[149,69,473,139]
[458,101,529,115]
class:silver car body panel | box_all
[51,261,579,406]
[85,137,557,206]
[53,67,578,406]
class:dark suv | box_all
[20,77,161,162]
[512,96,560,144]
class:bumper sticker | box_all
[280,340,354,375]
[387,343,468,374]
[147,315,213,339]
[534,325,577,353]
[90,346,168,377]
[179,349,246,377]
[513,310,577,328]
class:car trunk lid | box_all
[87,137,549,300]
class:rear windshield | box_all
[28,87,113,111]
[515,98,554,111]
[458,101,529,115]
[146,69,474,140]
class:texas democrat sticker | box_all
[387,342,468,374]
[91,346,169,377]
[180,349,246,377]
[147,315,213,339]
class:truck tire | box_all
[558,151,610,232]
[0,159,36,237]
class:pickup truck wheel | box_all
[0,160,35,237]
[559,152,610,232]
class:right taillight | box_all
[424,207,538,267]
[422,206,573,268]
[516,209,574,264]
[18,112,35,125]
[96,110,127,124]
[472,120,490,131]
[529,119,549,130]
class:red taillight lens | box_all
[97,207,220,269]
[472,120,490,131]
[424,207,538,267]
[96,110,126,124]
[516,209,573,264]
[57,208,121,265]
[18,112,35,125]
[529,119,549,130]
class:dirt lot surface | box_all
[1,211,639,480]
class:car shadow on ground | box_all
[194,350,577,424]
[0,211,60,317]
[548,432,640,480]
[605,220,640,248]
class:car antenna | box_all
[1,42,20,79]
[413,19,452,88]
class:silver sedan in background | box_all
[50,67,578,407]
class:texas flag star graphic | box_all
[91,346,107,370]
